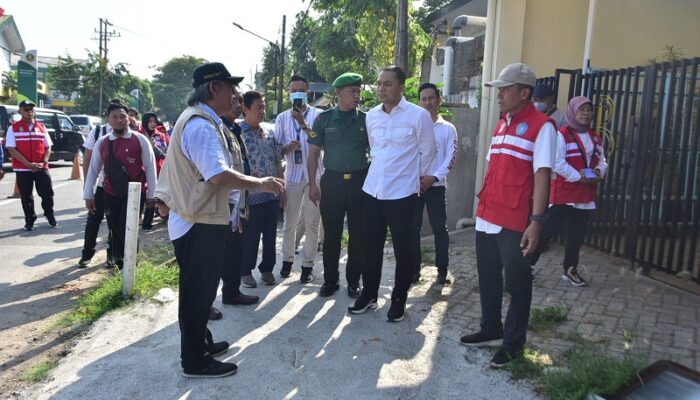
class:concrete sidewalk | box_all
[22,228,699,399]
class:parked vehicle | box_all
[69,114,103,140]
[0,105,84,163]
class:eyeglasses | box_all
[576,106,593,114]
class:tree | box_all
[151,55,207,122]
[122,75,154,114]
[1,70,18,105]
[47,52,133,115]
[258,0,431,113]
[416,0,454,29]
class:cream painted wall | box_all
[592,0,700,69]
[521,0,588,77]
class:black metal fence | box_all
[538,57,700,283]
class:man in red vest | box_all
[459,63,556,368]
[6,100,56,230]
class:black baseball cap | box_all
[18,99,36,108]
[192,62,244,88]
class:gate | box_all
[538,58,700,283]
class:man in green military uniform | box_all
[306,72,369,298]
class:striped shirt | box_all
[274,106,322,183]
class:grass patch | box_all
[529,306,568,332]
[20,361,56,382]
[57,244,177,328]
[540,344,645,400]
[341,232,349,249]
[505,347,552,379]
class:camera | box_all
[293,98,303,112]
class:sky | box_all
[4,0,313,88]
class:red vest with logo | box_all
[476,103,553,232]
[550,126,602,204]
[10,120,49,170]
[99,134,147,196]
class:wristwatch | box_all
[530,214,546,223]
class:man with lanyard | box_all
[459,63,556,369]
[6,100,56,231]
[413,82,458,285]
[348,66,436,321]
[154,62,284,378]
[83,103,157,270]
[78,104,115,268]
[532,84,566,129]
[307,72,370,298]
[275,74,322,281]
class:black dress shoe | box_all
[205,341,230,357]
[319,281,340,297]
[24,215,37,231]
[280,261,292,278]
[347,285,361,298]
[209,307,223,321]
[411,272,421,284]
[347,293,378,314]
[182,359,237,378]
[222,294,259,306]
[46,214,57,227]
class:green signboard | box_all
[17,50,37,104]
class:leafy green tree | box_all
[47,52,131,115]
[151,55,207,122]
[122,75,154,114]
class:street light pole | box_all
[232,20,285,116]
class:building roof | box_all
[0,15,25,54]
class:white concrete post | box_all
[122,182,141,297]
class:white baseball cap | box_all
[485,63,537,88]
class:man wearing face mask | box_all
[532,84,566,129]
[83,103,158,270]
[275,75,323,282]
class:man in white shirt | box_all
[275,75,322,280]
[459,63,556,369]
[414,82,458,285]
[347,66,436,322]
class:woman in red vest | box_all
[529,96,607,286]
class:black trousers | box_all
[81,186,113,260]
[16,170,54,222]
[173,223,230,371]
[475,229,532,353]
[221,225,243,300]
[241,200,279,274]
[103,191,145,266]
[412,186,449,274]
[529,204,592,271]
[362,193,418,303]
[319,169,366,286]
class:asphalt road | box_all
[0,161,106,371]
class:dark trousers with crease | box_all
[528,205,592,271]
[16,170,54,223]
[476,229,532,353]
[241,200,279,275]
[173,223,229,371]
[319,169,366,286]
[81,186,113,260]
[362,193,418,303]
[103,190,146,266]
[412,186,449,274]
[221,223,243,300]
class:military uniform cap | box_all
[332,73,363,88]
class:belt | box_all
[326,168,368,181]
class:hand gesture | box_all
[520,222,541,256]
[308,183,321,206]
[259,176,285,196]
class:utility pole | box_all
[93,18,120,114]
[277,15,286,116]
[394,0,408,72]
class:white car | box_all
[69,114,103,139]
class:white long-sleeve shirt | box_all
[427,116,458,187]
[552,131,608,210]
[274,106,322,183]
[83,130,157,200]
[363,96,436,200]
